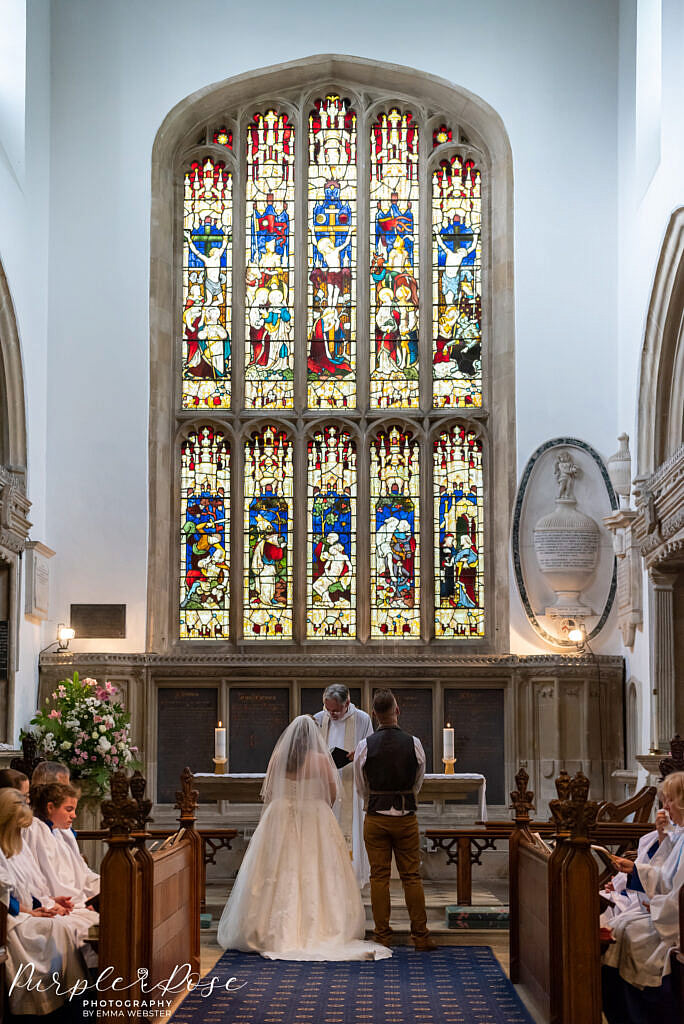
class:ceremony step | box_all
[445,904,510,929]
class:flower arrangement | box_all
[26,672,140,794]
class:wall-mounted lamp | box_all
[40,623,76,656]
[564,618,586,648]
[56,624,75,652]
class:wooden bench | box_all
[98,767,203,994]
[508,765,602,1024]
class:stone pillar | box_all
[649,569,676,751]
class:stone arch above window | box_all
[148,55,514,655]
[638,206,684,474]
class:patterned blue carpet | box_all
[171,946,535,1023]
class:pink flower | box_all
[90,755,96,761]
[48,709,61,720]
[93,715,102,724]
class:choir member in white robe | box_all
[0,788,87,1016]
[600,811,668,925]
[602,771,684,1024]
[314,684,373,888]
[28,782,100,906]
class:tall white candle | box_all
[215,721,226,760]
[443,723,454,760]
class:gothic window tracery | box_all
[174,80,489,645]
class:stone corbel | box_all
[0,465,31,554]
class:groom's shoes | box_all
[412,936,439,952]
[372,929,395,948]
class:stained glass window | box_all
[180,428,230,639]
[432,155,482,408]
[212,128,233,148]
[370,110,419,409]
[176,81,493,647]
[245,111,295,409]
[182,158,232,408]
[434,426,484,637]
[307,97,357,409]
[243,426,293,639]
[432,125,452,147]
[370,427,420,637]
[306,428,357,638]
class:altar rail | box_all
[425,784,656,905]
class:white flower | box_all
[99,724,107,733]
[91,731,99,740]
[97,736,111,753]
[60,741,71,751]
[124,749,133,763]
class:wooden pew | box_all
[508,766,602,1024]
[99,767,202,1001]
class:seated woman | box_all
[217,715,391,961]
[29,782,99,906]
[602,770,684,1024]
[0,787,88,1016]
[0,768,29,797]
[601,807,672,924]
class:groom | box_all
[354,689,437,950]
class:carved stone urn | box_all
[533,450,600,617]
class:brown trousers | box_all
[363,812,429,941]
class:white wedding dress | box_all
[217,717,390,962]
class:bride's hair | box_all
[262,715,338,807]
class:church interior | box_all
[0,0,683,1021]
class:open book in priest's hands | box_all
[331,747,351,770]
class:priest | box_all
[314,684,373,887]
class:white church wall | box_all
[0,0,52,739]
[617,0,684,756]
[39,1,621,662]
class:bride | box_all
[217,715,391,961]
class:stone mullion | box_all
[294,424,308,642]
[230,424,244,644]
[233,116,246,416]
[419,109,431,417]
[421,418,434,641]
[357,420,370,643]
[294,100,307,415]
[356,104,370,415]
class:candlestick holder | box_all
[213,757,227,775]
[442,757,456,775]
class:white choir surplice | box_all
[0,844,88,1015]
[314,703,373,887]
[603,824,684,989]
[24,817,100,903]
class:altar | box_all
[192,771,488,821]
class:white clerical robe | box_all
[0,844,87,1015]
[24,816,100,904]
[603,824,684,988]
[600,828,659,925]
[314,703,373,888]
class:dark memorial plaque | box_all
[157,687,217,803]
[70,604,126,638]
[444,688,505,804]
[300,687,362,718]
[230,688,290,772]
[373,687,433,771]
